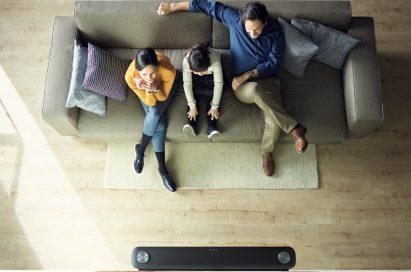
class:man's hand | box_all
[187,106,198,121]
[157,2,174,15]
[231,72,251,91]
[157,2,189,15]
[207,108,220,120]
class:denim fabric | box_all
[138,73,180,152]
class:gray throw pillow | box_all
[66,40,106,116]
[291,18,361,69]
[278,17,319,77]
[82,43,129,103]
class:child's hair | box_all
[186,42,211,72]
[135,47,158,71]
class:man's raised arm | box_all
[157,0,239,28]
[157,1,189,15]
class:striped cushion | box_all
[82,43,130,103]
[278,17,319,77]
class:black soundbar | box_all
[131,246,296,271]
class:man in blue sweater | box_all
[158,0,308,176]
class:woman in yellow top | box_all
[125,48,179,192]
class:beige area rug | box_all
[104,142,318,190]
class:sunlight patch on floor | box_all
[0,99,19,196]
[0,64,121,269]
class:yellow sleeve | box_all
[154,65,177,102]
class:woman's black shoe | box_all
[161,174,177,192]
[134,144,144,174]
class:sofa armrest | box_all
[343,17,384,138]
[42,16,79,136]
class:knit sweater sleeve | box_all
[209,49,224,110]
[154,66,176,102]
[182,56,196,108]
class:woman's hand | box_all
[133,76,145,89]
[207,108,220,120]
[187,106,198,121]
[143,82,159,92]
[133,77,158,92]
[157,2,174,15]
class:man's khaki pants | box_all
[234,77,298,155]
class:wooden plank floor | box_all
[0,0,410,269]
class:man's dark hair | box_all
[187,42,210,72]
[240,2,269,24]
[135,47,158,71]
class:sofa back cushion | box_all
[212,0,352,49]
[75,1,212,48]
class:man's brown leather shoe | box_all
[262,154,275,176]
[292,124,308,154]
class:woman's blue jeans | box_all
[138,74,180,152]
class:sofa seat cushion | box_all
[213,60,347,144]
[280,60,347,143]
[78,88,211,143]
[78,90,143,141]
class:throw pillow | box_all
[66,40,106,116]
[291,18,361,69]
[278,17,319,77]
[82,43,129,103]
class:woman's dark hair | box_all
[240,2,269,24]
[186,42,211,72]
[135,47,158,71]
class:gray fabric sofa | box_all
[43,0,383,145]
